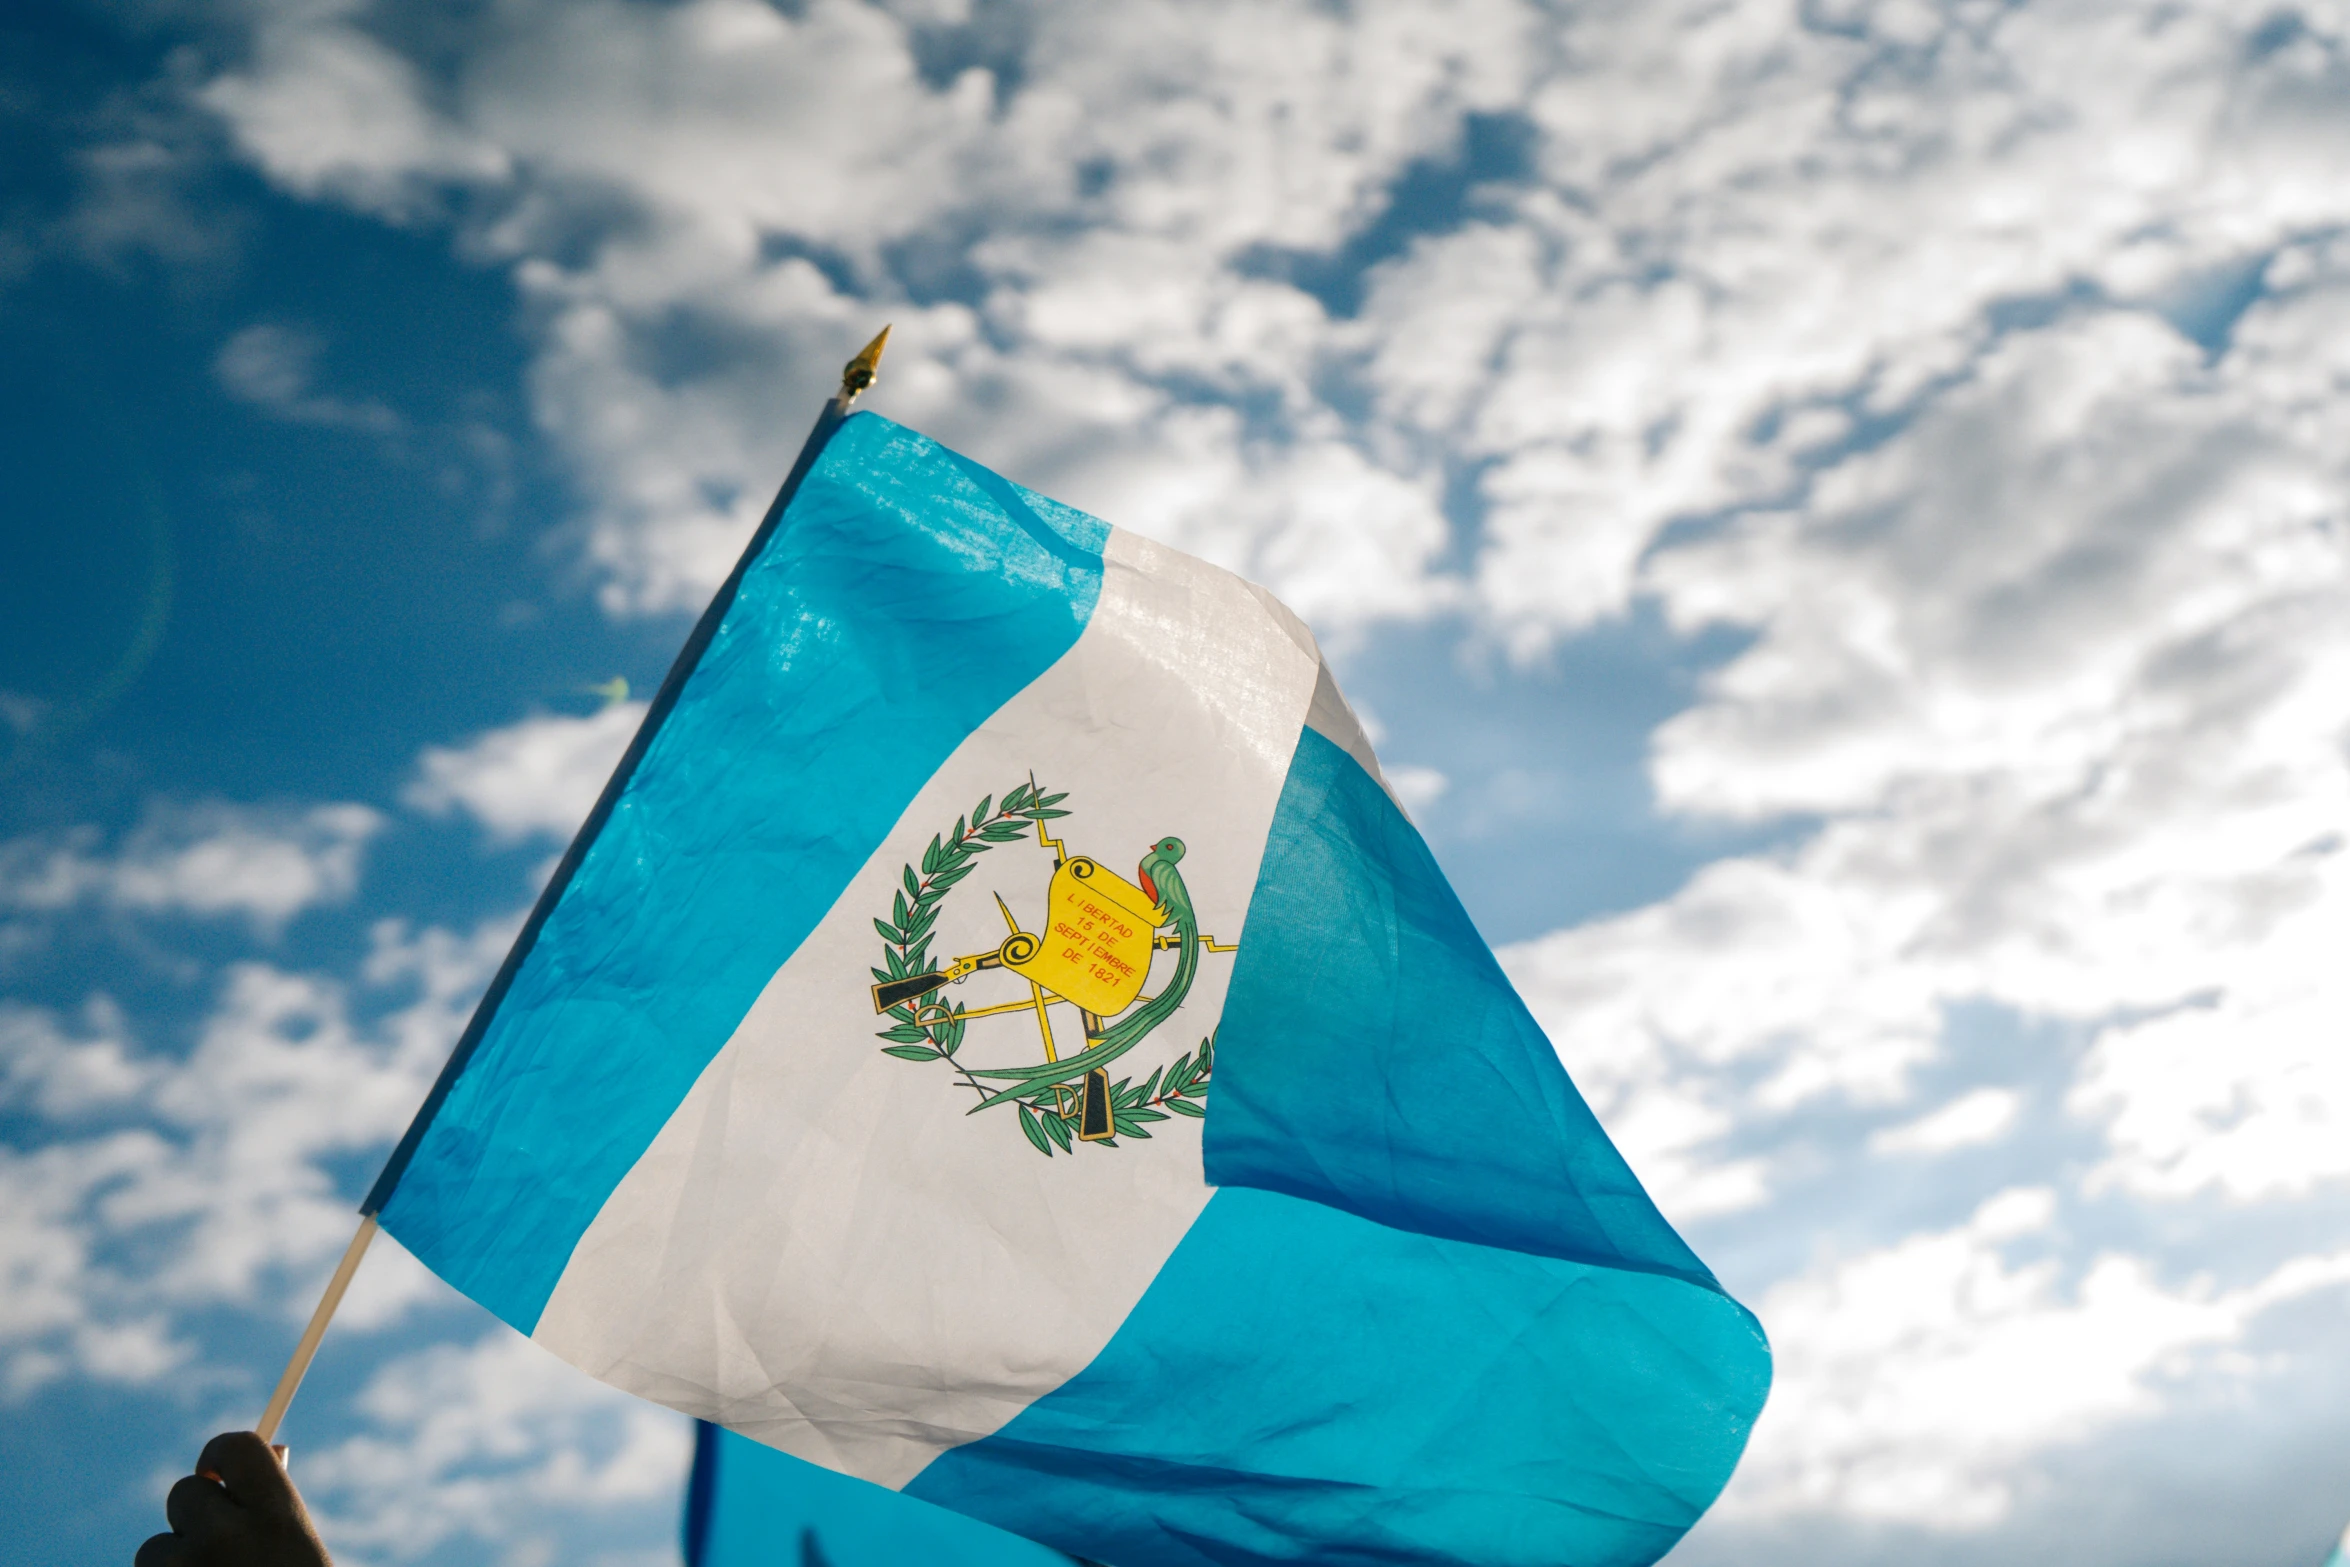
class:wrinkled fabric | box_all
[377,414,1107,1330]
[373,413,1769,1567]
[907,731,1768,1566]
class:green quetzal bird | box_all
[1119,836,1198,1045]
[967,836,1197,1111]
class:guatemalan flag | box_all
[366,405,1772,1566]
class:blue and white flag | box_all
[368,410,1771,1566]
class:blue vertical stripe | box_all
[1210,724,1714,1287]
[376,413,1111,1332]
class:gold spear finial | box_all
[838,326,890,407]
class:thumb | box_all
[194,1432,304,1519]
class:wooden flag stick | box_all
[255,1215,378,1443]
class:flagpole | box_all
[250,325,892,1443]
[255,1216,376,1443]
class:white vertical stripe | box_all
[532,528,1320,1486]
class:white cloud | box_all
[1422,2,2350,648]
[1721,1189,2350,1528]
[1,1128,180,1396]
[1386,764,1450,813]
[0,917,509,1397]
[216,323,401,432]
[2071,973,2350,1204]
[1869,1088,2021,1159]
[196,0,1533,624]
[1506,847,1940,1223]
[0,892,681,1559]
[406,704,647,842]
[0,996,151,1117]
[295,1332,690,1567]
[0,801,384,934]
[200,4,509,218]
[186,0,2350,644]
[1512,273,2350,1211]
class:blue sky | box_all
[7,2,2350,1565]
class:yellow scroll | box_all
[999,856,1164,1017]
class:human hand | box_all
[135,1432,332,1567]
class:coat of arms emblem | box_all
[865,776,1235,1155]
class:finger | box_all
[133,1530,190,1567]
[163,1475,234,1539]
[194,1431,301,1517]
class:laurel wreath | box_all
[869,776,1212,1154]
